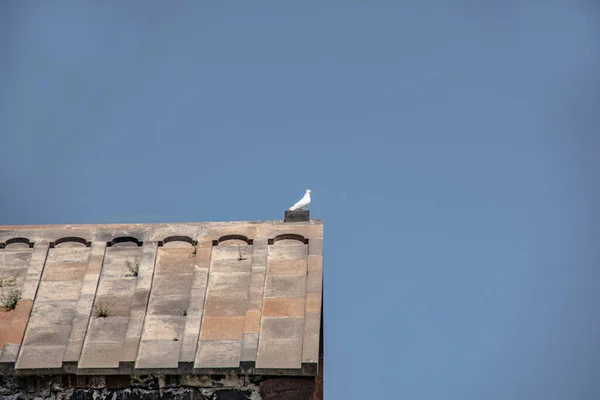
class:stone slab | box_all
[210,259,252,273]
[267,260,307,276]
[195,340,242,368]
[63,339,84,362]
[22,324,72,346]
[243,310,261,334]
[27,301,77,326]
[305,293,322,313]
[247,267,266,311]
[92,295,133,317]
[308,255,322,272]
[46,248,90,263]
[260,317,304,340]
[96,278,136,297]
[15,345,65,369]
[268,245,308,261]
[302,312,321,363]
[200,316,245,341]
[256,338,302,369]
[0,343,20,362]
[151,274,194,296]
[179,314,202,362]
[263,298,305,318]
[2,219,323,374]
[142,315,185,341]
[204,293,248,317]
[206,272,250,295]
[35,281,82,302]
[308,238,323,256]
[147,294,190,316]
[42,262,88,281]
[264,276,307,298]
[135,340,181,369]
[240,333,259,362]
[78,342,122,369]
[86,316,130,343]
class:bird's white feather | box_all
[289,190,311,211]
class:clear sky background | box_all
[1,2,599,399]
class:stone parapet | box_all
[0,219,323,383]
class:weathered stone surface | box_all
[78,342,122,368]
[264,276,307,298]
[243,310,261,334]
[268,244,308,261]
[267,260,307,276]
[87,317,130,343]
[200,316,245,341]
[15,345,65,369]
[256,338,302,369]
[204,294,248,317]
[261,317,304,340]
[136,340,181,369]
[195,340,242,368]
[305,293,321,313]
[240,333,259,362]
[247,267,266,311]
[301,313,321,364]
[263,298,305,318]
[142,315,185,341]
[148,295,190,316]
[179,314,202,362]
[1,219,322,377]
[308,238,323,256]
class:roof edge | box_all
[0,218,323,231]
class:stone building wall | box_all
[0,218,323,400]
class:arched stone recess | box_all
[106,236,143,248]
[0,237,34,249]
[268,234,309,245]
[49,236,91,248]
[212,234,253,247]
[158,236,197,248]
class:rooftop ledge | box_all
[0,219,323,377]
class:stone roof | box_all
[0,219,323,376]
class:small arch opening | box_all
[50,237,91,248]
[268,234,309,245]
[213,235,253,246]
[0,237,34,249]
[107,236,143,247]
[158,236,197,248]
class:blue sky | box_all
[1,2,599,399]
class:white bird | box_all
[289,189,311,211]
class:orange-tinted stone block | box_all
[267,260,307,276]
[200,316,245,341]
[6,319,27,343]
[243,310,261,334]
[13,300,33,320]
[263,298,306,318]
[306,293,322,313]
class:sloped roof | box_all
[0,219,323,375]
